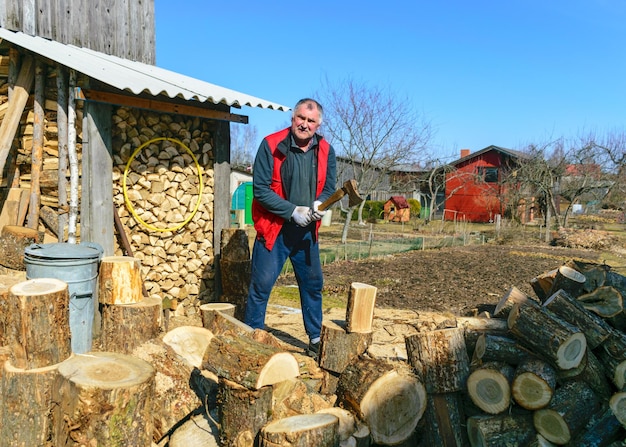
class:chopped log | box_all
[351,422,371,447]
[577,286,623,318]
[511,358,556,410]
[202,308,253,336]
[466,361,514,414]
[251,328,299,352]
[336,357,426,445]
[0,274,26,345]
[543,288,612,349]
[466,413,535,447]
[595,344,626,391]
[529,268,557,302]
[319,319,372,373]
[405,327,470,393]
[456,316,509,358]
[609,392,626,427]
[6,278,71,369]
[199,302,236,329]
[422,392,469,447]
[317,407,356,442]
[219,228,251,320]
[272,378,334,420]
[548,265,586,298]
[26,60,45,231]
[0,224,42,270]
[473,333,535,366]
[533,380,600,445]
[507,302,586,370]
[557,350,612,400]
[569,403,623,446]
[0,187,22,229]
[52,352,155,447]
[98,256,144,305]
[493,286,539,318]
[564,259,607,292]
[162,326,214,369]
[38,204,60,237]
[217,377,273,447]
[167,413,219,447]
[0,360,59,446]
[220,228,250,260]
[202,332,299,390]
[100,296,163,354]
[259,413,339,447]
[346,282,377,333]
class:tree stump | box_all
[345,282,377,333]
[199,302,236,329]
[0,225,42,270]
[217,377,273,447]
[6,278,71,369]
[1,360,59,446]
[52,352,155,447]
[466,413,535,447]
[507,302,586,370]
[259,413,339,447]
[405,327,470,393]
[202,332,299,390]
[511,358,556,410]
[319,319,372,374]
[100,296,163,354]
[533,380,600,445]
[466,361,514,414]
[98,256,144,305]
[336,357,426,445]
[0,274,27,345]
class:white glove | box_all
[311,200,326,221]
[292,206,312,227]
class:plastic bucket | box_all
[24,242,103,354]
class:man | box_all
[244,98,337,356]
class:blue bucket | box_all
[24,242,103,354]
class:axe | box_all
[316,179,363,211]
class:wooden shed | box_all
[383,196,410,222]
[0,1,289,313]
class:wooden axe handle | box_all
[317,188,346,211]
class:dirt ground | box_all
[264,241,607,350]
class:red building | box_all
[444,146,524,223]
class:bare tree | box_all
[230,123,258,171]
[316,77,433,242]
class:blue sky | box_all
[154,1,626,161]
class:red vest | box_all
[252,128,330,250]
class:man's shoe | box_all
[307,341,320,357]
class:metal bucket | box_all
[24,242,103,354]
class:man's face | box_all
[291,104,321,144]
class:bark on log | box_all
[456,316,509,358]
[466,361,514,414]
[336,357,426,446]
[405,327,470,393]
[511,358,556,410]
[466,413,535,447]
[6,278,71,369]
[272,378,334,420]
[219,228,251,320]
[422,392,469,447]
[202,309,253,337]
[0,225,42,270]
[564,259,607,292]
[595,329,626,390]
[609,392,626,428]
[0,360,59,447]
[569,403,623,446]
[529,268,557,302]
[577,286,623,318]
[319,319,372,374]
[202,332,299,390]
[316,407,356,442]
[345,282,377,333]
[52,352,155,447]
[259,413,339,447]
[220,228,250,261]
[543,288,612,349]
[533,380,600,445]
[100,296,163,354]
[0,274,27,346]
[557,350,612,400]
[548,265,586,298]
[217,377,273,447]
[507,302,586,370]
[473,333,535,366]
[98,256,144,305]
[199,302,236,329]
[493,286,539,318]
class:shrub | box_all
[407,198,421,219]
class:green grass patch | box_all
[270,285,346,310]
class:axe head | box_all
[343,179,363,207]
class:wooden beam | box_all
[0,55,35,182]
[80,89,249,124]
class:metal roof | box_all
[0,28,290,112]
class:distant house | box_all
[384,196,410,222]
[444,146,525,223]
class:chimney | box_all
[460,149,470,158]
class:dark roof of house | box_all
[386,196,409,208]
[450,145,528,166]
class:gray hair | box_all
[293,98,323,124]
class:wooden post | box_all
[26,59,45,230]
[56,65,69,241]
[67,69,78,243]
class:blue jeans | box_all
[244,224,323,341]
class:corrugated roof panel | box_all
[0,28,290,111]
